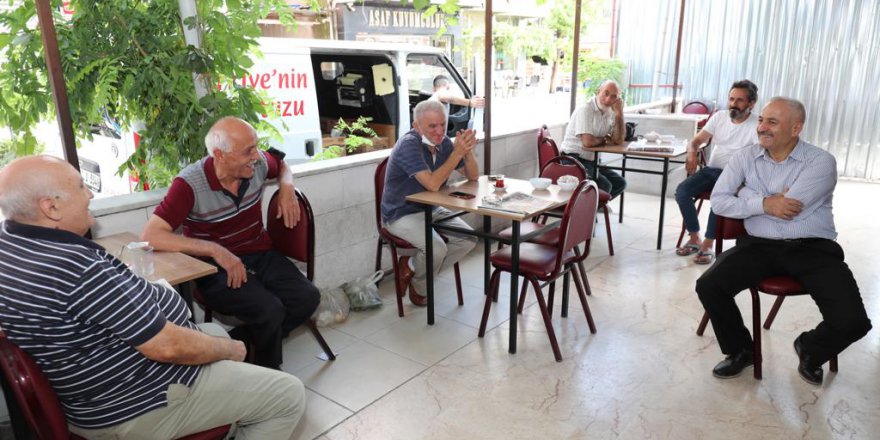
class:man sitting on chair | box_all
[559,79,627,199]
[381,100,479,306]
[141,116,319,370]
[696,97,871,385]
[0,155,304,439]
[675,79,760,265]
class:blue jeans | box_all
[564,153,627,198]
[675,167,723,239]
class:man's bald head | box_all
[0,155,94,234]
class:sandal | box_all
[676,243,700,256]
[694,250,715,265]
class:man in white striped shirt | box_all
[0,155,304,439]
[696,98,871,385]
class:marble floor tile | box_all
[289,181,879,439]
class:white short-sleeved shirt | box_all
[560,97,616,160]
[702,111,759,169]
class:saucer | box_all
[493,185,507,192]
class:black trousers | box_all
[696,235,871,365]
[197,250,320,368]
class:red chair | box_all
[195,189,336,362]
[682,100,712,130]
[478,180,599,362]
[536,127,614,255]
[373,157,464,317]
[695,216,838,379]
[0,330,230,440]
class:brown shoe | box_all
[397,256,414,298]
[408,283,428,307]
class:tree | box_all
[0,0,295,188]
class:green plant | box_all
[578,58,627,101]
[310,145,346,161]
[0,0,295,189]
[335,116,377,153]
[0,137,45,168]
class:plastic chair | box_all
[478,180,599,362]
[535,127,614,255]
[682,100,712,130]
[195,189,336,362]
[373,157,464,317]
[695,216,838,379]
[0,330,230,440]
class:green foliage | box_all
[335,116,377,153]
[578,58,628,100]
[0,0,294,189]
[0,136,44,168]
[310,145,345,161]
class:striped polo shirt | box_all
[153,150,280,256]
[0,221,200,429]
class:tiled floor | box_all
[279,180,879,440]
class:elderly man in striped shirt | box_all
[0,155,304,439]
[696,97,871,385]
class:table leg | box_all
[619,156,626,223]
[483,216,491,295]
[424,206,435,325]
[657,158,670,250]
[509,221,520,354]
[561,268,570,318]
[177,280,196,321]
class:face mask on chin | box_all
[421,135,436,147]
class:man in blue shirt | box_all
[696,97,871,385]
[381,100,479,306]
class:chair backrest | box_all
[374,157,389,231]
[682,101,711,115]
[540,156,587,184]
[0,330,71,440]
[267,189,315,281]
[555,180,599,269]
[537,125,560,171]
[714,215,746,254]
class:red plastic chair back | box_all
[714,216,747,254]
[375,157,389,231]
[557,180,599,265]
[267,189,314,281]
[537,124,550,145]
[682,101,711,114]
[540,156,586,184]
[537,139,560,172]
[0,330,70,440]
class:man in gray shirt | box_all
[696,97,871,385]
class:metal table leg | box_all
[509,221,520,354]
[483,216,491,294]
[424,206,435,325]
[657,158,670,250]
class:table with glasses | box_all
[584,141,691,250]
[94,232,218,312]
[405,176,571,354]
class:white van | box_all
[78,38,477,196]
[245,37,479,162]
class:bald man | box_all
[0,155,304,439]
[696,97,871,385]
[559,79,628,198]
[142,116,319,370]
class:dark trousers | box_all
[696,236,871,365]
[197,250,320,368]
[565,153,627,199]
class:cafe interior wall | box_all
[615,0,880,181]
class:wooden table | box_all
[406,176,571,354]
[94,232,217,312]
[584,141,690,250]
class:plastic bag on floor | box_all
[343,271,384,311]
[313,286,350,327]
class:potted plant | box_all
[313,116,379,161]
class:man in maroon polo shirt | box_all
[142,116,319,369]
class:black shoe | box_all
[794,334,823,386]
[712,350,754,379]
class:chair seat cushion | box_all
[490,243,573,277]
[757,276,806,295]
[497,222,560,247]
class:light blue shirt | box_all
[710,139,837,240]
